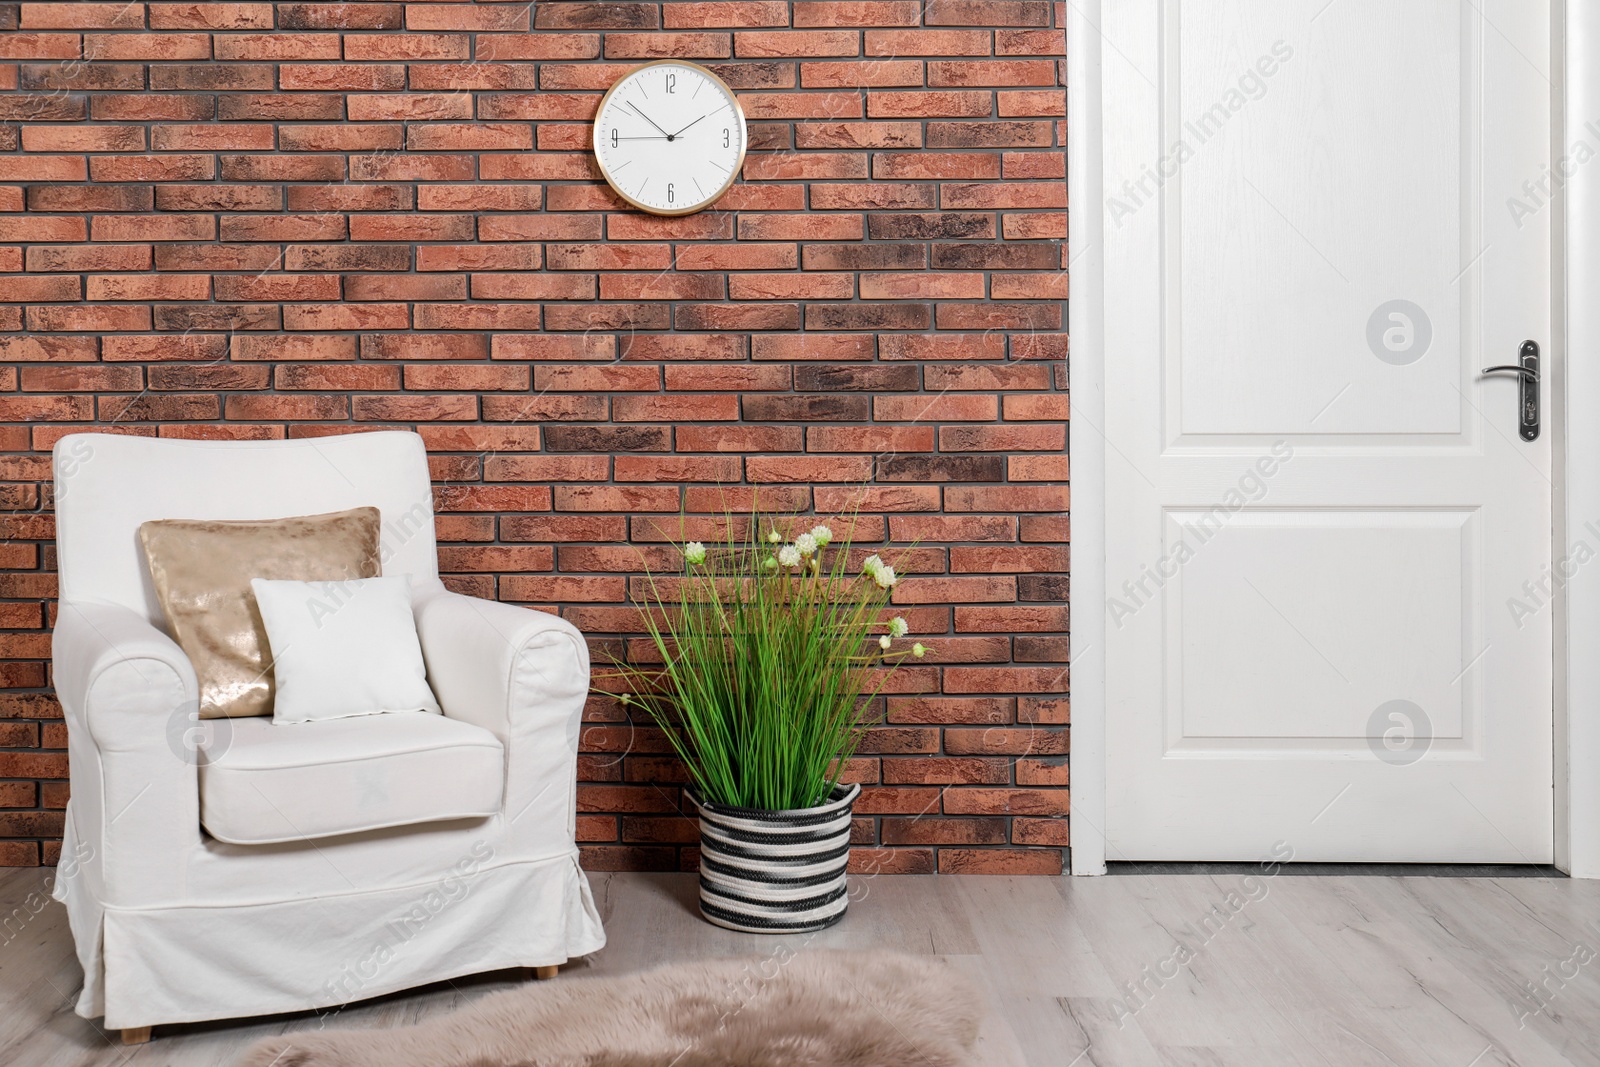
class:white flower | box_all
[763,556,778,571]
[795,533,818,557]
[863,554,885,577]
[879,634,892,651]
[810,524,834,547]
[684,541,706,565]
[873,564,897,589]
[619,693,632,705]
[767,529,783,544]
[778,544,802,568]
[889,616,909,639]
[912,643,927,658]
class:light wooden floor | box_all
[3,867,1599,1066]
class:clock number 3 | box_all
[722,128,730,148]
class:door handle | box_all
[1480,340,1540,441]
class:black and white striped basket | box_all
[692,783,861,934]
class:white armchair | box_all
[49,431,605,1039]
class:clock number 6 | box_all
[667,183,675,204]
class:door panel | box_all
[1104,0,1554,861]
[1174,2,1470,438]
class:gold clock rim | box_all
[591,59,749,218]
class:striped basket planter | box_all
[692,783,861,934]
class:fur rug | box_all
[236,950,982,1067]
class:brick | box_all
[938,848,1063,875]
[999,29,1066,54]
[535,3,657,29]
[218,93,341,120]
[25,184,145,212]
[158,184,282,211]
[867,28,990,54]
[881,818,1007,846]
[477,34,602,60]
[1019,697,1069,725]
[736,30,858,57]
[484,456,608,483]
[502,519,628,550]
[928,119,1054,148]
[1011,817,1069,847]
[942,788,1067,816]
[945,727,1068,756]
[20,3,142,28]
[279,3,402,29]
[0,216,84,242]
[999,89,1067,117]
[665,2,787,27]
[86,274,209,301]
[813,485,939,512]
[20,125,143,152]
[944,667,1068,695]
[215,33,343,60]
[0,336,98,362]
[347,33,470,60]
[794,2,919,25]
[149,3,272,28]
[930,59,1058,87]
[677,425,802,452]
[606,32,731,58]
[616,456,743,483]
[801,59,922,87]
[90,214,216,242]
[848,848,934,875]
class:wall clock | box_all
[592,60,747,217]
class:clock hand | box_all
[623,101,675,140]
[668,113,709,138]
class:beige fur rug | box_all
[236,950,982,1067]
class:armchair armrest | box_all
[413,587,590,852]
[52,601,204,905]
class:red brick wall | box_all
[0,1,1068,874]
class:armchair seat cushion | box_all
[198,712,505,845]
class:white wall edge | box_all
[1561,0,1600,877]
[1067,0,1108,876]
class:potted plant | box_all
[610,514,926,933]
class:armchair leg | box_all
[524,965,559,981]
[121,1027,152,1045]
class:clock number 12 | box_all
[665,72,676,94]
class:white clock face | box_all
[593,61,746,216]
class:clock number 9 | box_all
[610,129,618,148]
[666,73,676,94]
[667,183,675,204]
[722,128,729,148]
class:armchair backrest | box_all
[53,431,439,627]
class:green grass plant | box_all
[609,513,925,811]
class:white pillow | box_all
[251,575,442,724]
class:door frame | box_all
[1067,0,1600,875]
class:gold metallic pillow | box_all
[139,508,382,719]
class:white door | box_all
[1102,0,1554,861]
